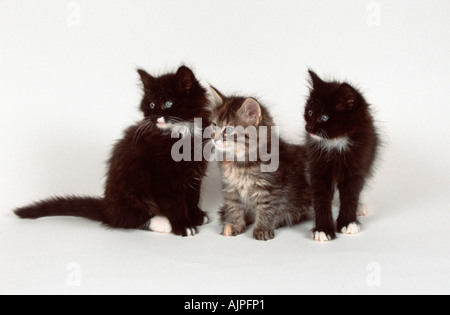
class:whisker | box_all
[165,116,185,123]
[132,119,153,149]
[132,122,146,146]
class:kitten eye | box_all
[321,115,329,122]
[308,110,313,117]
[164,101,173,109]
[149,102,156,109]
[224,126,235,135]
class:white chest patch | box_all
[310,134,351,153]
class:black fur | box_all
[14,66,211,236]
[304,70,379,240]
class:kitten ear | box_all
[308,69,324,88]
[137,69,155,88]
[239,98,262,126]
[176,66,197,94]
[210,86,224,107]
[336,83,356,111]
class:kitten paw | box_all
[357,203,370,217]
[253,228,275,241]
[172,224,198,237]
[184,226,197,237]
[222,224,245,237]
[341,222,361,235]
[189,208,209,226]
[148,216,172,234]
[312,231,333,242]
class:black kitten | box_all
[14,66,211,237]
[304,70,379,241]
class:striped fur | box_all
[211,89,311,240]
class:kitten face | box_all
[137,66,210,133]
[304,70,366,140]
[210,92,262,161]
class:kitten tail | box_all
[14,196,105,223]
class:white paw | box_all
[185,227,197,237]
[313,231,332,242]
[357,203,370,217]
[341,222,361,235]
[148,216,172,234]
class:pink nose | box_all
[157,117,165,124]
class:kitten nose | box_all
[213,132,222,142]
[156,117,165,124]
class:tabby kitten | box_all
[14,66,211,237]
[210,88,311,241]
[304,70,379,241]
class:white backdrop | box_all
[1,0,449,295]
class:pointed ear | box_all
[336,83,356,111]
[176,66,197,94]
[308,69,324,88]
[210,86,224,107]
[238,98,262,126]
[137,69,155,88]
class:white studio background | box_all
[1,0,449,295]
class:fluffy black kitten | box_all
[304,70,379,241]
[14,66,212,237]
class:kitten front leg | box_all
[220,191,246,237]
[186,182,209,226]
[156,194,197,237]
[337,175,365,234]
[311,172,336,241]
[253,204,277,241]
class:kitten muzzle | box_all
[156,117,166,125]
[156,116,170,129]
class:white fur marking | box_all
[313,231,332,242]
[185,227,196,236]
[341,222,361,235]
[157,121,195,139]
[357,202,370,217]
[148,216,172,234]
[310,134,351,153]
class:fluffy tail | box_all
[14,196,105,223]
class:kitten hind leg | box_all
[335,195,370,217]
[148,216,172,234]
[357,200,370,217]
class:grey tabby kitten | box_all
[209,88,311,240]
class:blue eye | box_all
[149,102,156,109]
[164,101,173,109]
[321,115,329,122]
[224,126,235,135]
[308,110,313,117]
